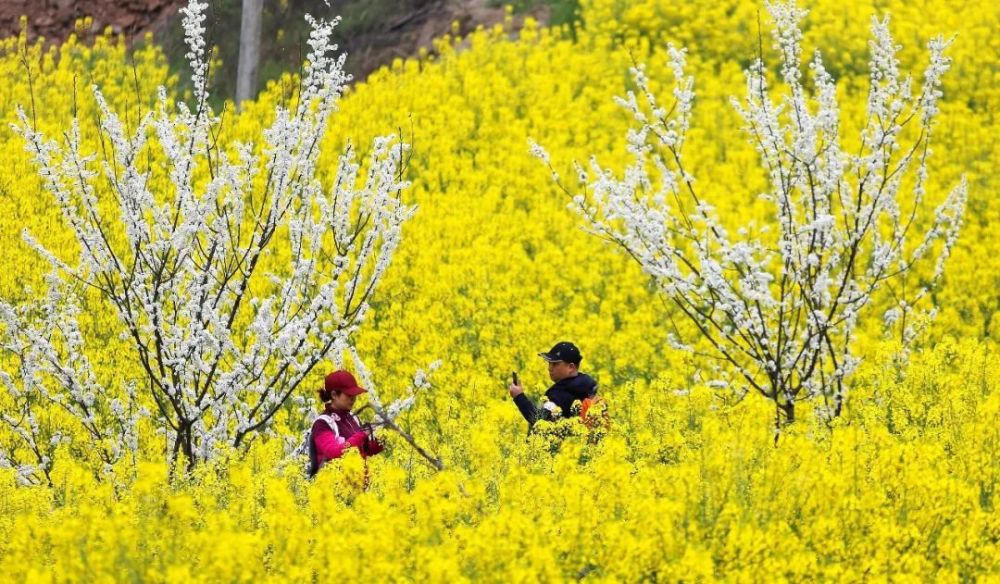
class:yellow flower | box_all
[0,0,998,579]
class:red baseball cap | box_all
[324,370,367,396]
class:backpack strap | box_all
[307,413,342,478]
[315,414,340,438]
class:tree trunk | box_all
[780,400,795,423]
[772,394,796,446]
[236,0,263,107]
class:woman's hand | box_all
[346,431,367,448]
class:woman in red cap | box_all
[308,369,384,477]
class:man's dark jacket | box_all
[513,373,597,426]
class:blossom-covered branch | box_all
[1,0,431,476]
[533,0,966,430]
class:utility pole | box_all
[236,0,263,107]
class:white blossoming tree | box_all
[533,1,966,431]
[0,0,439,484]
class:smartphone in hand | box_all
[512,371,519,386]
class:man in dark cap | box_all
[508,341,597,429]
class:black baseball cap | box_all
[538,341,582,365]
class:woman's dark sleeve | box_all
[513,393,539,425]
[361,433,384,457]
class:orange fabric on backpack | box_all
[579,397,606,429]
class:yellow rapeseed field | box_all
[0,0,998,580]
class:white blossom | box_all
[1,0,429,475]
[535,0,965,423]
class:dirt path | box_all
[341,0,550,80]
[0,0,179,42]
[0,0,550,84]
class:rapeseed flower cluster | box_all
[0,0,997,580]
